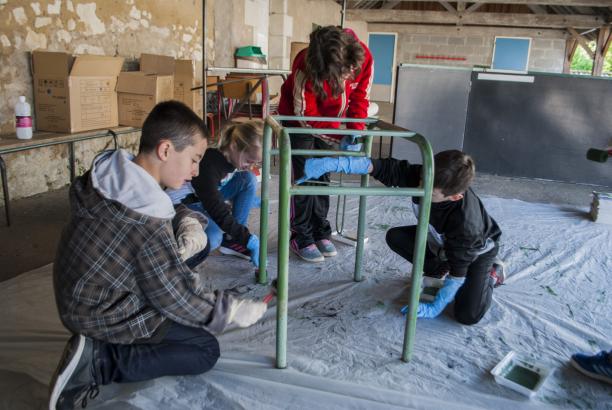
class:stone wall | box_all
[367,23,567,73]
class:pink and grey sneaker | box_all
[219,237,251,260]
[290,243,324,263]
[490,258,506,288]
[315,239,337,257]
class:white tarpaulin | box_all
[1,196,610,409]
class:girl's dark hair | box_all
[433,150,476,196]
[305,26,365,100]
[139,100,208,153]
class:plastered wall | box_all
[0,0,213,135]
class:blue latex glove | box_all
[246,234,260,268]
[400,276,465,318]
[340,135,362,152]
[295,157,372,185]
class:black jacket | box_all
[371,158,502,276]
[191,148,251,246]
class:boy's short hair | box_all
[433,150,475,196]
[139,100,208,153]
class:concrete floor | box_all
[1,101,609,282]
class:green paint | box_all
[566,304,574,319]
[504,365,540,390]
[540,285,558,296]
[376,300,385,308]
[422,287,438,297]
[588,339,598,349]
[520,246,540,251]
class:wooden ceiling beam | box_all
[347,9,605,29]
[567,26,596,58]
[592,24,611,75]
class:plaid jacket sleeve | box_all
[134,223,233,333]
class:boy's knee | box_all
[193,335,220,374]
[454,306,486,326]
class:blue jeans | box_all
[187,171,257,250]
[97,321,220,384]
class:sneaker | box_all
[49,334,99,410]
[490,258,506,288]
[570,351,612,385]
[315,239,337,257]
[290,243,324,263]
[219,236,251,261]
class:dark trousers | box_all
[289,133,333,248]
[96,321,220,385]
[385,225,498,325]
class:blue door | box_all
[368,33,396,102]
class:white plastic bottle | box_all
[15,96,33,140]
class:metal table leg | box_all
[0,156,10,226]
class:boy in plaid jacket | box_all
[49,101,267,409]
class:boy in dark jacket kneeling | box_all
[49,101,267,410]
[299,150,504,325]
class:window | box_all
[491,37,532,73]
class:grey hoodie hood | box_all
[91,149,175,219]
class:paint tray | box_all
[419,276,445,302]
[491,351,551,397]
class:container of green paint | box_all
[419,277,445,302]
[491,351,551,397]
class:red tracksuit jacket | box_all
[278,29,373,144]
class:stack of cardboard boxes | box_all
[32,51,124,133]
[32,51,204,133]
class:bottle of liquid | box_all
[15,96,33,140]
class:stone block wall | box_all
[367,23,568,73]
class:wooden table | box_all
[0,126,138,226]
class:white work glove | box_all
[176,216,208,261]
[228,298,268,328]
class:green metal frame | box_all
[258,115,434,368]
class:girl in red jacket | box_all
[278,25,373,262]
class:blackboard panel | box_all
[392,65,471,163]
[464,72,612,186]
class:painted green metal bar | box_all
[401,133,434,363]
[257,122,273,284]
[284,127,415,137]
[276,127,292,369]
[259,115,434,366]
[353,135,373,282]
[270,149,366,157]
[273,115,378,124]
[290,186,424,196]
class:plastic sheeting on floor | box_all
[1,196,611,409]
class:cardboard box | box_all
[174,59,195,109]
[141,54,200,113]
[290,42,309,67]
[32,51,124,133]
[222,74,262,103]
[140,53,175,75]
[116,72,173,127]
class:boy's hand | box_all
[295,157,372,185]
[228,298,268,327]
[401,276,465,319]
[176,216,208,261]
